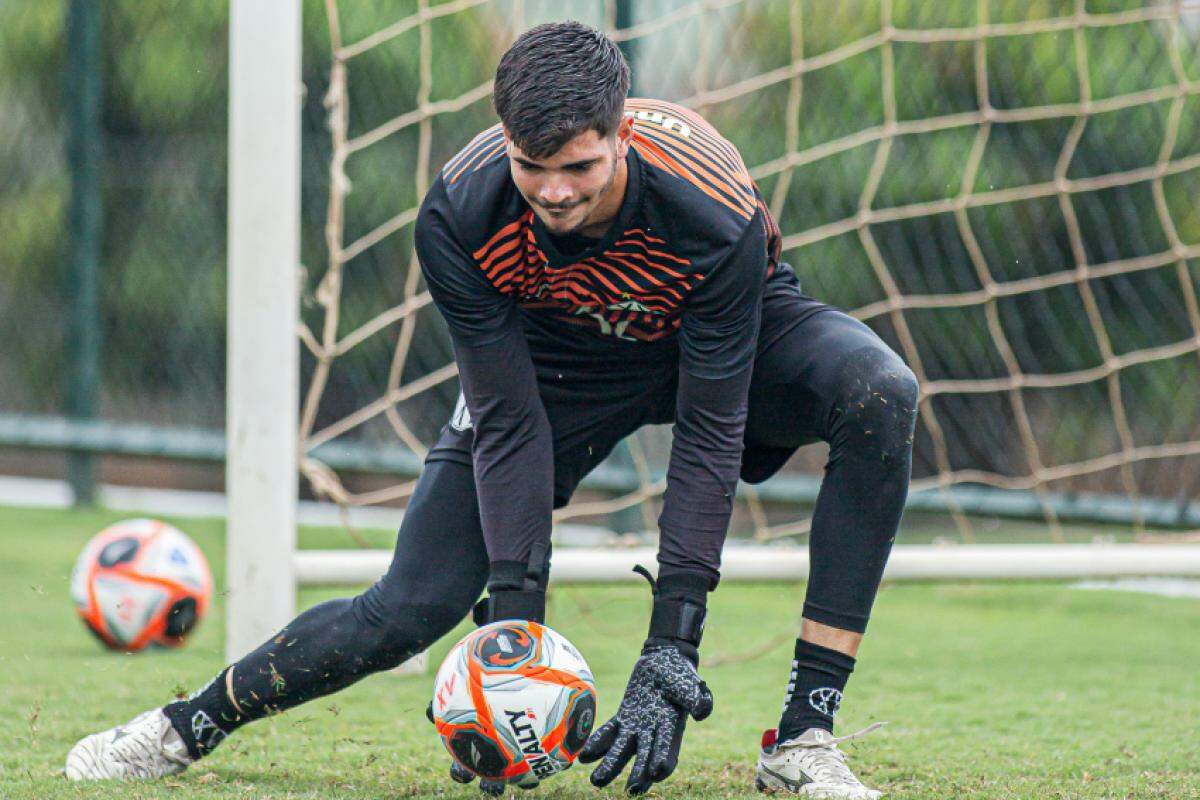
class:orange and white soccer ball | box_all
[431,621,597,788]
[70,519,213,651]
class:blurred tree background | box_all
[1,0,1198,509]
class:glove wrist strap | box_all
[474,541,551,625]
[647,597,706,646]
[472,589,546,625]
[634,565,709,649]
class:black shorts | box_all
[427,288,885,506]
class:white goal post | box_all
[226,0,301,662]
[225,1,1200,665]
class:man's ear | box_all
[614,115,634,156]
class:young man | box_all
[66,22,917,799]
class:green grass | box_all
[1,504,1198,799]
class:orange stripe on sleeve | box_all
[448,134,506,184]
[636,126,756,208]
[631,134,753,220]
[634,127,756,214]
[443,126,502,175]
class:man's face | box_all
[506,118,633,235]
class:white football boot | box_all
[65,708,193,781]
[755,723,885,798]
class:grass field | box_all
[1,505,1197,799]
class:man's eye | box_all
[566,164,592,173]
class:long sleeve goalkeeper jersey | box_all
[415,98,795,586]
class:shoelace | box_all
[779,722,887,786]
[810,721,887,747]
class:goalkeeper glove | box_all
[449,760,508,796]
[579,566,713,795]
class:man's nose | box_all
[538,181,573,206]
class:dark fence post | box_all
[65,0,103,505]
[616,0,637,96]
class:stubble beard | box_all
[545,155,620,236]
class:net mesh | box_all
[301,0,1200,543]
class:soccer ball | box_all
[431,620,598,787]
[70,519,213,651]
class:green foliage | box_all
[2,1,1199,490]
[104,1,228,133]
[0,2,65,96]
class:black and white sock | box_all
[163,667,248,760]
[777,638,855,740]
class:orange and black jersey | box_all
[415,99,800,574]
[420,99,793,373]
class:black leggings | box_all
[165,307,917,754]
[743,310,918,632]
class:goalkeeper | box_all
[66,21,917,799]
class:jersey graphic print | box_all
[439,99,781,342]
[471,211,697,342]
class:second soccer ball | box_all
[70,518,213,651]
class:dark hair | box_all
[493,21,631,159]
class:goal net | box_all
[298,0,1200,548]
